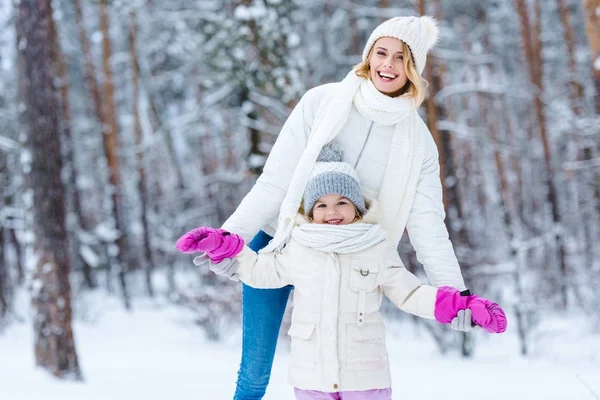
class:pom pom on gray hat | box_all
[303,142,367,216]
[316,141,344,163]
[361,15,439,75]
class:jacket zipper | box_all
[354,121,374,170]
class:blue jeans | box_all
[234,230,293,400]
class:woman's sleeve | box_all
[221,90,317,242]
[405,131,467,290]
[233,246,293,288]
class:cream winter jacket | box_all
[234,204,438,392]
[222,82,466,290]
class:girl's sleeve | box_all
[378,243,436,319]
[221,89,320,242]
[233,246,293,289]
[405,126,467,290]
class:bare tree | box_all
[99,0,130,309]
[49,0,96,289]
[16,0,81,379]
[581,0,600,114]
[0,155,8,322]
[516,0,569,308]
[129,10,155,297]
[73,0,131,305]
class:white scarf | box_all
[291,222,387,254]
[260,71,425,253]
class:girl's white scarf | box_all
[261,71,425,253]
[291,222,387,254]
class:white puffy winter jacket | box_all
[222,82,466,290]
[234,210,438,392]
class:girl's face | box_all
[311,194,358,225]
[368,37,408,96]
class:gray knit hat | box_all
[303,142,367,215]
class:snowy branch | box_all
[433,48,497,65]
[240,115,283,136]
[248,92,291,121]
[337,1,413,18]
[563,157,600,171]
[434,83,513,104]
[0,135,19,151]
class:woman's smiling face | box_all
[368,37,409,96]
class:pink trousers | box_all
[294,388,392,399]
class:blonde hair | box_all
[353,40,426,107]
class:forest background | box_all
[0,0,599,383]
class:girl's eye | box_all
[337,201,348,206]
[316,204,326,208]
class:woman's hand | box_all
[176,226,245,263]
[467,295,507,333]
[434,286,507,333]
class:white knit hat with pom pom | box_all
[361,15,439,75]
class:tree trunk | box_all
[49,0,95,289]
[99,0,130,310]
[558,0,585,116]
[516,0,569,308]
[582,0,600,114]
[557,0,596,275]
[8,229,24,285]
[0,228,7,322]
[73,0,104,128]
[379,0,389,23]
[16,0,82,379]
[129,11,155,297]
[580,0,600,220]
[0,157,8,320]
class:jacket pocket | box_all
[288,321,317,370]
[349,259,380,292]
[345,323,388,371]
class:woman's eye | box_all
[397,55,403,61]
[377,51,386,56]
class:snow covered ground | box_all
[1,292,599,400]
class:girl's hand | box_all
[193,254,240,281]
[176,226,244,263]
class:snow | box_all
[1,292,599,400]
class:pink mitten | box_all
[176,227,216,254]
[204,231,244,263]
[434,286,469,323]
[176,227,244,263]
[468,296,507,333]
[434,286,507,333]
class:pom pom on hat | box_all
[420,15,439,51]
[361,15,440,75]
[316,140,344,162]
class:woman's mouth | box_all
[377,71,397,82]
